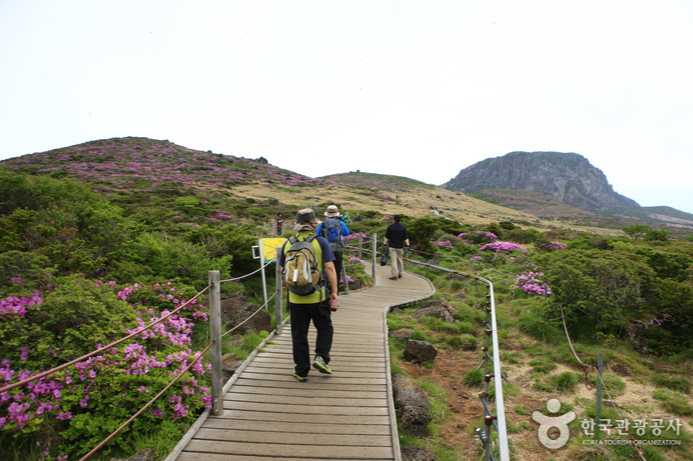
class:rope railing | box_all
[0,258,285,460]
[0,284,211,394]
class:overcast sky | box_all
[1,1,692,213]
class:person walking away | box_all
[383,214,410,280]
[316,205,350,291]
[342,212,351,223]
[275,213,284,235]
[279,208,338,382]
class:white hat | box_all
[324,205,340,217]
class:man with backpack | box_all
[316,205,350,291]
[279,208,339,382]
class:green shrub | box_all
[552,371,581,392]
[652,389,693,415]
[517,313,562,343]
[462,369,484,387]
[529,358,557,374]
[652,374,692,394]
[447,334,478,351]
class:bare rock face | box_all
[403,340,438,364]
[408,299,456,323]
[444,151,640,212]
[390,328,415,342]
[220,292,271,334]
[392,375,432,436]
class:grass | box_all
[652,389,693,416]
[652,374,692,394]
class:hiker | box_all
[354,214,361,222]
[279,208,338,382]
[342,212,351,223]
[275,213,284,235]
[316,205,350,290]
[383,214,410,280]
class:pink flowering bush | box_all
[536,241,568,252]
[457,231,498,245]
[343,256,373,288]
[515,271,552,296]
[0,277,211,458]
[435,240,455,250]
[479,242,526,253]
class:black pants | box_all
[334,251,344,286]
[290,301,334,377]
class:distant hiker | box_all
[342,212,351,223]
[383,214,410,280]
[275,213,284,235]
[354,214,361,222]
[279,208,338,382]
[316,205,350,290]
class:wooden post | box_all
[372,233,377,283]
[208,270,224,416]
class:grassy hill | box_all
[4,136,691,240]
[2,137,692,461]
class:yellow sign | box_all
[259,238,286,262]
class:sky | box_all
[1,1,692,213]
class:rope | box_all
[221,289,278,338]
[0,283,212,394]
[76,343,214,461]
[220,258,275,283]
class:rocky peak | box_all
[443,151,640,212]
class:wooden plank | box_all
[208,410,391,425]
[182,440,394,459]
[201,418,392,435]
[194,428,392,446]
[177,454,391,461]
[223,401,390,416]
[224,385,387,399]
[222,393,389,408]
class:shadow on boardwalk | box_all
[167,265,434,461]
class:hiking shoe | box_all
[389,276,397,280]
[397,274,402,278]
[313,356,332,374]
[292,368,307,382]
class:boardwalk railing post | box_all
[358,233,363,260]
[209,270,224,416]
[275,252,283,335]
[372,233,377,283]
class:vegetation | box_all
[1,138,692,460]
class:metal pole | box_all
[275,253,283,335]
[595,353,603,441]
[208,270,224,416]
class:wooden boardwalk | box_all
[167,265,435,461]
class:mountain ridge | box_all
[2,137,692,232]
[443,151,640,211]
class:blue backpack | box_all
[320,217,344,252]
